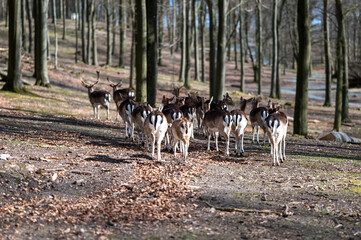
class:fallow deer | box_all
[108,78,135,120]
[162,104,183,150]
[249,97,269,144]
[170,117,193,159]
[118,98,137,140]
[230,97,249,155]
[203,108,233,156]
[144,107,168,161]
[82,71,111,120]
[210,92,234,111]
[132,104,153,147]
[265,108,288,166]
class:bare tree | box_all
[26,0,33,53]
[146,0,157,106]
[193,0,200,81]
[323,0,332,107]
[53,0,58,68]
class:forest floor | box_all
[0,20,361,239]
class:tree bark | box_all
[323,0,331,107]
[239,0,244,92]
[90,0,98,65]
[341,21,350,122]
[26,0,33,53]
[135,0,147,102]
[270,0,278,98]
[233,8,238,70]
[86,0,91,64]
[34,0,50,87]
[178,0,186,83]
[81,0,87,63]
[206,0,216,98]
[129,0,135,88]
[21,0,27,51]
[112,6,116,55]
[170,0,176,55]
[200,0,205,82]
[294,0,311,136]
[118,0,125,67]
[215,0,228,100]
[75,0,78,64]
[193,0,200,81]
[3,0,24,93]
[158,0,163,66]
[256,0,262,95]
[62,0,66,39]
[53,0,58,69]
[146,0,157,106]
[105,0,112,66]
[184,0,191,89]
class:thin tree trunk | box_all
[200,0,205,82]
[146,0,157,106]
[35,0,50,87]
[215,0,227,100]
[106,0,112,66]
[21,0,27,51]
[112,6,116,55]
[294,0,311,136]
[323,0,331,107]
[118,0,125,67]
[233,8,238,70]
[276,0,286,99]
[135,0,147,102]
[26,0,33,53]
[158,0,163,66]
[206,0,216,98]
[239,0,244,92]
[342,22,350,122]
[129,0,135,88]
[270,0,278,98]
[184,0,191,89]
[256,0,262,95]
[3,0,24,93]
[62,0,66,39]
[170,0,176,55]
[53,0,58,69]
[81,0,87,63]
[86,0,91,64]
[91,0,98,65]
[193,0,200,81]
[178,0,186,83]
[75,0,78,64]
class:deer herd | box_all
[82,71,289,166]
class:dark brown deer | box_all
[108,78,135,120]
[82,71,111,120]
[230,97,249,155]
[249,97,269,144]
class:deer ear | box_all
[158,104,164,112]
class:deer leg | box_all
[215,132,219,152]
[256,126,260,144]
[106,107,109,120]
[207,134,211,151]
[157,139,162,161]
[262,129,267,145]
[125,122,128,138]
[252,125,255,143]
[96,105,100,119]
[150,134,155,157]
[241,133,244,154]
[282,136,286,161]
[225,134,229,156]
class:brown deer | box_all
[203,108,233,156]
[170,117,193,159]
[132,103,153,147]
[144,107,168,161]
[264,108,288,166]
[82,71,111,120]
[108,78,135,120]
[118,98,137,140]
[210,92,234,111]
[249,97,269,144]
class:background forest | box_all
[0,0,360,239]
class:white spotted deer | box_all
[203,108,233,156]
[265,108,288,166]
[249,97,269,144]
[162,104,183,150]
[118,98,137,140]
[108,78,135,120]
[144,107,168,161]
[132,103,152,147]
[82,71,111,120]
[170,117,193,160]
[230,97,249,156]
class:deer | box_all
[170,117,193,160]
[230,97,249,155]
[144,106,168,161]
[264,107,288,166]
[203,108,233,156]
[210,92,234,111]
[118,98,137,140]
[108,78,135,120]
[162,104,183,150]
[249,97,269,145]
[82,71,111,120]
[132,103,153,147]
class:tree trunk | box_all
[276,0,286,99]
[158,0,163,66]
[215,0,227,101]
[3,0,24,93]
[233,8,238,70]
[81,0,87,63]
[53,0,58,69]
[86,0,91,64]
[200,0,205,82]
[118,0,125,67]
[112,6,116,55]
[146,0,157,106]
[193,0,200,81]
[26,0,33,53]
[206,0,216,98]
[293,0,311,136]
[106,0,112,66]
[256,0,262,95]
[75,0,78,64]
[270,0,278,98]
[323,0,331,107]
[135,0,147,102]
[90,0,98,65]
[184,0,191,89]
[34,0,50,87]
[62,0,66,39]
[239,0,244,92]
[129,0,135,88]
[341,23,350,122]
[178,0,186,83]
[21,0,27,51]
[170,0,176,55]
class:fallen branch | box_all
[204,201,280,215]
[71,170,92,175]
